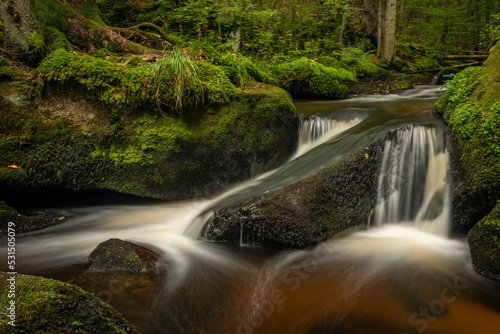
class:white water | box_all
[292,115,363,159]
[374,125,450,236]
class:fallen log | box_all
[408,61,483,74]
[443,55,488,60]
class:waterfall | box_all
[374,124,450,236]
[292,115,362,159]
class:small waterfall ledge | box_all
[374,124,450,237]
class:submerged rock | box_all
[0,272,139,333]
[87,238,161,273]
[205,141,383,248]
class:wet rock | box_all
[0,272,139,333]
[467,201,500,281]
[0,201,65,234]
[0,83,299,202]
[345,73,434,95]
[88,238,161,273]
[205,140,384,249]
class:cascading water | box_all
[374,124,450,236]
[3,86,500,334]
[292,114,362,159]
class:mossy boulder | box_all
[433,43,500,279]
[433,45,500,235]
[467,201,500,281]
[0,78,298,201]
[88,238,161,273]
[270,58,355,99]
[0,272,139,333]
[205,140,383,248]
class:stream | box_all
[2,86,500,333]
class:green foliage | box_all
[43,27,72,52]
[35,0,78,32]
[397,0,496,53]
[38,48,237,113]
[0,56,14,80]
[435,50,500,188]
[441,66,480,105]
[338,47,387,77]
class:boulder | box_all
[87,238,161,273]
[205,141,384,248]
[0,272,139,333]
[467,201,500,281]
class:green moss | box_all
[43,27,72,51]
[0,273,138,333]
[39,49,150,111]
[35,0,78,32]
[435,60,500,188]
[270,57,354,99]
[0,56,14,80]
[468,201,500,280]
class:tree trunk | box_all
[361,0,378,44]
[377,0,385,57]
[353,0,362,24]
[0,0,43,61]
[381,0,396,63]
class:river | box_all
[2,86,500,333]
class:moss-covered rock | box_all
[433,46,500,235]
[433,43,500,279]
[0,80,298,201]
[87,238,161,273]
[205,140,383,248]
[270,57,355,99]
[467,201,500,281]
[0,272,139,333]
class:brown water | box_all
[2,86,500,333]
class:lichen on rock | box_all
[0,272,139,333]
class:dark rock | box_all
[467,201,500,281]
[0,201,65,234]
[88,238,161,273]
[205,140,384,248]
[0,84,299,202]
[345,73,434,95]
[0,272,139,333]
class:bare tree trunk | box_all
[382,0,396,62]
[377,0,385,57]
[0,0,43,61]
[353,0,362,24]
[362,0,378,44]
[339,11,347,48]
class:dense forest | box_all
[1,0,499,105]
